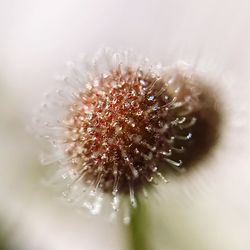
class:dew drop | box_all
[139,79,147,86]
[111,195,120,211]
[147,95,155,101]
[123,216,131,225]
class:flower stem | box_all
[127,196,150,250]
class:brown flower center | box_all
[63,67,194,194]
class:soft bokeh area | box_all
[1,0,250,249]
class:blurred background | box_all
[0,0,250,249]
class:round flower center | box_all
[63,67,191,194]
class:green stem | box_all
[127,196,150,250]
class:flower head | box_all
[34,48,202,217]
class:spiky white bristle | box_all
[34,48,200,217]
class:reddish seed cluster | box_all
[63,67,195,195]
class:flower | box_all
[34,48,204,219]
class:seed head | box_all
[35,49,202,214]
